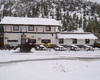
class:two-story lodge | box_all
[0,17,97,47]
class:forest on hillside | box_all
[0,0,100,34]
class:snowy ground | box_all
[0,48,100,80]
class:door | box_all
[0,36,4,47]
[21,38,26,45]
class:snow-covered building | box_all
[0,17,60,47]
[57,32,97,46]
[0,17,97,47]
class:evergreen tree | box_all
[79,17,82,28]
[73,13,76,21]
[44,3,48,17]
[62,18,67,31]
[86,21,92,32]
[56,6,61,20]
[0,0,100,33]
[91,4,96,16]
[86,16,100,33]
[0,25,3,33]
[83,17,87,32]
[76,15,79,24]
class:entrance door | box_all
[21,38,26,45]
[0,36,4,48]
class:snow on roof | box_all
[57,33,97,39]
[0,17,61,26]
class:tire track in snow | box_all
[0,57,100,65]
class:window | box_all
[73,39,77,44]
[59,39,64,44]
[28,26,34,31]
[42,39,51,43]
[13,25,19,31]
[46,26,51,31]
[85,39,90,44]
[31,39,36,43]
[7,40,18,42]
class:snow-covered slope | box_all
[0,0,100,33]
[87,0,100,3]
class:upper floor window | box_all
[46,26,51,31]
[73,39,77,44]
[13,25,19,31]
[28,26,34,31]
[85,39,90,44]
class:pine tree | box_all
[83,17,87,32]
[73,13,76,21]
[0,25,3,33]
[86,21,91,32]
[91,4,96,16]
[44,3,48,17]
[79,17,82,28]
[76,15,79,24]
[56,6,61,20]
[94,16,100,33]
[0,0,100,33]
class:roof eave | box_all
[0,23,61,27]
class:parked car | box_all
[94,41,100,48]
[54,45,67,51]
[70,45,80,51]
[35,45,47,50]
[83,45,94,51]
[42,43,51,48]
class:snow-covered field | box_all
[0,48,100,80]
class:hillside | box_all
[0,0,100,33]
[87,0,100,3]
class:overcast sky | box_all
[86,0,100,3]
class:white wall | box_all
[56,39,95,46]
[4,32,95,46]
[26,33,56,44]
[4,33,57,46]
[4,33,21,46]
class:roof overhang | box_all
[0,17,61,26]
